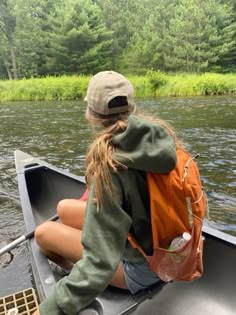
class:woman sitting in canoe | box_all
[33,71,177,315]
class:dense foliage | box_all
[0,0,235,79]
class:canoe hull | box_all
[14,150,236,315]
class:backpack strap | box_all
[182,154,200,182]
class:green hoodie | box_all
[39,115,177,315]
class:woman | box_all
[33,71,177,315]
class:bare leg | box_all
[35,198,86,270]
[34,200,128,289]
[34,221,83,269]
[57,199,86,230]
[110,262,127,289]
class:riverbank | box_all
[0,72,235,101]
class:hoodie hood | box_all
[113,115,177,173]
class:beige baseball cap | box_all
[85,71,135,116]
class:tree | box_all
[0,0,18,79]
[45,0,113,75]
[120,0,178,73]
[0,19,12,79]
[0,0,235,77]
[96,0,132,69]
[123,0,236,74]
[212,0,236,72]
[13,0,50,78]
[163,0,223,72]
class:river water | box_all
[0,96,235,297]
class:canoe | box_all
[14,150,236,315]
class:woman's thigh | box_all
[57,199,86,230]
[35,221,128,289]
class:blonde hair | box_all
[85,108,181,209]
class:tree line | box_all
[0,0,235,80]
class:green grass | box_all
[0,72,235,102]
[154,72,236,97]
[0,75,90,102]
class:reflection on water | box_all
[0,96,235,295]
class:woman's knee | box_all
[34,221,53,246]
[56,199,86,226]
[57,199,70,218]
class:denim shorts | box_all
[122,260,161,294]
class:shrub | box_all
[147,70,169,91]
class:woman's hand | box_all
[32,309,40,315]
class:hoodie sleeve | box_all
[39,173,132,315]
[113,115,177,174]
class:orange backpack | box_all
[128,148,207,282]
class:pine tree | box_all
[13,0,50,77]
[163,0,219,72]
[45,0,113,75]
[164,0,236,72]
[120,0,177,73]
[96,0,132,70]
[0,0,18,79]
[212,0,236,72]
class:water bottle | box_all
[168,232,191,250]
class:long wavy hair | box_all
[85,107,181,209]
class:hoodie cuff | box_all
[39,293,64,315]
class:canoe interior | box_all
[15,151,236,315]
[24,165,86,225]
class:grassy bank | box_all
[0,75,90,102]
[150,72,236,97]
[0,72,235,102]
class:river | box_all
[0,96,235,297]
